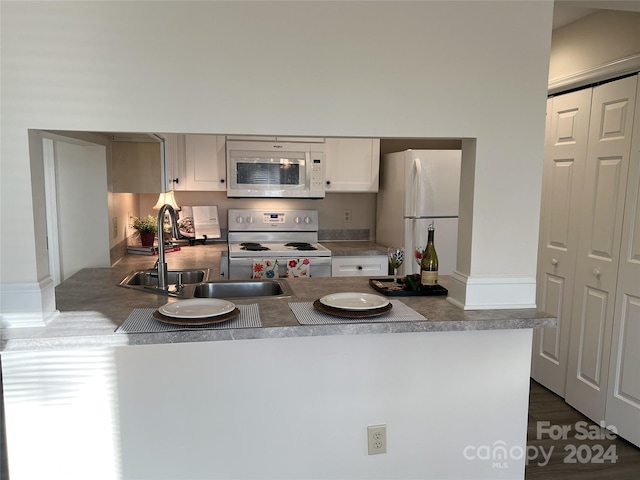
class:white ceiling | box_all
[553,0,640,30]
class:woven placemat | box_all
[116,304,261,333]
[289,300,426,325]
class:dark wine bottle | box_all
[420,223,439,287]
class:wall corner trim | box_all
[447,272,537,310]
[0,277,58,328]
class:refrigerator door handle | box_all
[411,157,422,217]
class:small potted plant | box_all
[131,215,158,247]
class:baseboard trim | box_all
[0,277,59,327]
[447,272,537,310]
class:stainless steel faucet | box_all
[156,204,179,291]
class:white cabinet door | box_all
[183,134,227,191]
[565,75,638,423]
[532,90,592,397]
[331,256,388,277]
[161,133,183,191]
[605,79,640,448]
[325,138,380,192]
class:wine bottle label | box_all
[421,270,438,286]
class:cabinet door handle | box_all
[551,258,558,266]
[220,179,225,183]
[357,265,363,270]
[593,269,601,278]
[171,178,179,184]
[326,180,331,186]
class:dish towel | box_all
[115,304,261,333]
[286,258,311,278]
[288,300,426,325]
[252,258,279,279]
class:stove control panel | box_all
[263,213,286,224]
[228,209,319,231]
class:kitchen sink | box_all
[120,269,210,287]
[192,280,293,298]
[119,270,292,299]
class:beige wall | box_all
[139,191,378,240]
[549,10,640,82]
[1,0,554,317]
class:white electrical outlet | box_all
[343,209,352,223]
[367,424,387,455]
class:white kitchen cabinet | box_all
[331,255,387,277]
[535,75,640,448]
[161,133,182,191]
[183,134,226,191]
[165,134,226,191]
[324,138,380,192]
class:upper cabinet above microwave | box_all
[324,138,380,193]
[164,134,227,192]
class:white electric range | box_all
[225,209,331,280]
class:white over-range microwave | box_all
[226,141,326,198]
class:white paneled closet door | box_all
[532,90,592,397]
[605,77,640,448]
[565,75,638,422]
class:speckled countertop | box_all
[1,244,555,352]
[319,241,388,256]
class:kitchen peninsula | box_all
[2,246,555,480]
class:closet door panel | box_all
[533,90,592,396]
[539,274,564,364]
[565,75,637,422]
[606,75,640,448]
[589,157,623,261]
[576,286,608,388]
[548,159,575,250]
[614,296,640,402]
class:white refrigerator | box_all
[376,149,461,276]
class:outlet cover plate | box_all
[367,424,387,455]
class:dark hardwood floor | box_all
[526,379,640,479]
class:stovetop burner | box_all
[285,242,318,251]
[240,243,270,251]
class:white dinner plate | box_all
[158,298,236,319]
[319,292,389,311]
